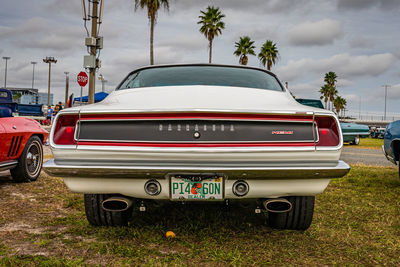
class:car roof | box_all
[125,63,278,78]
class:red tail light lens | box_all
[315,116,340,147]
[53,114,79,145]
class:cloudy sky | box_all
[0,0,399,116]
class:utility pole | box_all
[31,61,37,89]
[88,0,98,104]
[382,84,391,121]
[64,72,69,106]
[2,57,10,88]
[81,0,104,104]
[43,57,57,107]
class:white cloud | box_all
[337,0,400,11]
[287,19,343,46]
[159,35,205,51]
[277,53,397,81]
[349,36,376,49]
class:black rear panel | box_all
[77,120,316,143]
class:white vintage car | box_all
[44,64,350,230]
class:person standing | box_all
[55,101,63,115]
[46,106,54,125]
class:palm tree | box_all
[333,96,347,117]
[319,84,330,109]
[134,0,170,65]
[258,40,279,71]
[328,86,338,111]
[324,71,337,87]
[234,36,256,65]
[198,6,225,63]
[322,71,338,110]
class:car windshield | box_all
[117,65,283,91]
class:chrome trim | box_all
[43,159,350,180]
[382,145,397,165]
[79,109,319,116]
[0,160,18,172]
[78,118,315,122]
[75,144,318,152]
[342,132,370,136]
[49,110,80,150]
[50,110,340,152]
[75,118,318,143]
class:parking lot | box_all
[0,138,399,266]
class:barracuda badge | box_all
[272,131,294,135]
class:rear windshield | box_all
[117,66,283,91]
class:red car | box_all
[0,117,48,182]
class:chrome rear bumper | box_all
[382,145,397,165]
[43,159,350,180]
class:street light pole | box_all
[31,61,37,89]
[382,84,391,121]
[2,57,10,88]
[43,57,57,107]
[64,72,69,106]
[98,74,107,92]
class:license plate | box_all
[170,176,223,200]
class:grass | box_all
[0,165,399,266]
[345,137,384,149]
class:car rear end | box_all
[45,109,348,199]
[43,64,350,229]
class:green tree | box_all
[324,71,337,87]
[334,96,347,117]
[233,36,256,65]
[258,40,279,71]
[324,72,338,111]
[319,84,330,109]
[328,86,338,111]
[134,0,170,65]
[198,6,225,63]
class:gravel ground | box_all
[340,147,393,167]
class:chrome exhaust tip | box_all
[144,180,161,196]
[102,197,133,212]
[263,198,292,213]
[232,180,249,197]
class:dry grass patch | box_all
[0,165,399,266]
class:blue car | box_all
[383,120,400,177]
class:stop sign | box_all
[77,71,88,87]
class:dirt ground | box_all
[0,145,399,266]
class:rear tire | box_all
[351,136,360,145]
[267,196,314,230]
[84,194,132,226]
[10,136,43,183]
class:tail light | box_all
[53,114,79,145]
[315,116,340,147]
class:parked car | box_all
[43,64,350,230]
[371,127,385,139]
[295,99,370,145]
[340,122,370,145]
[0,116,48,182]
[295,98,324,109]
[0,88,44,117]
[382,120,400,177]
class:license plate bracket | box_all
[170,174,224,200]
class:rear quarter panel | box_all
[0,117,48,161]
[384,120,400,161]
